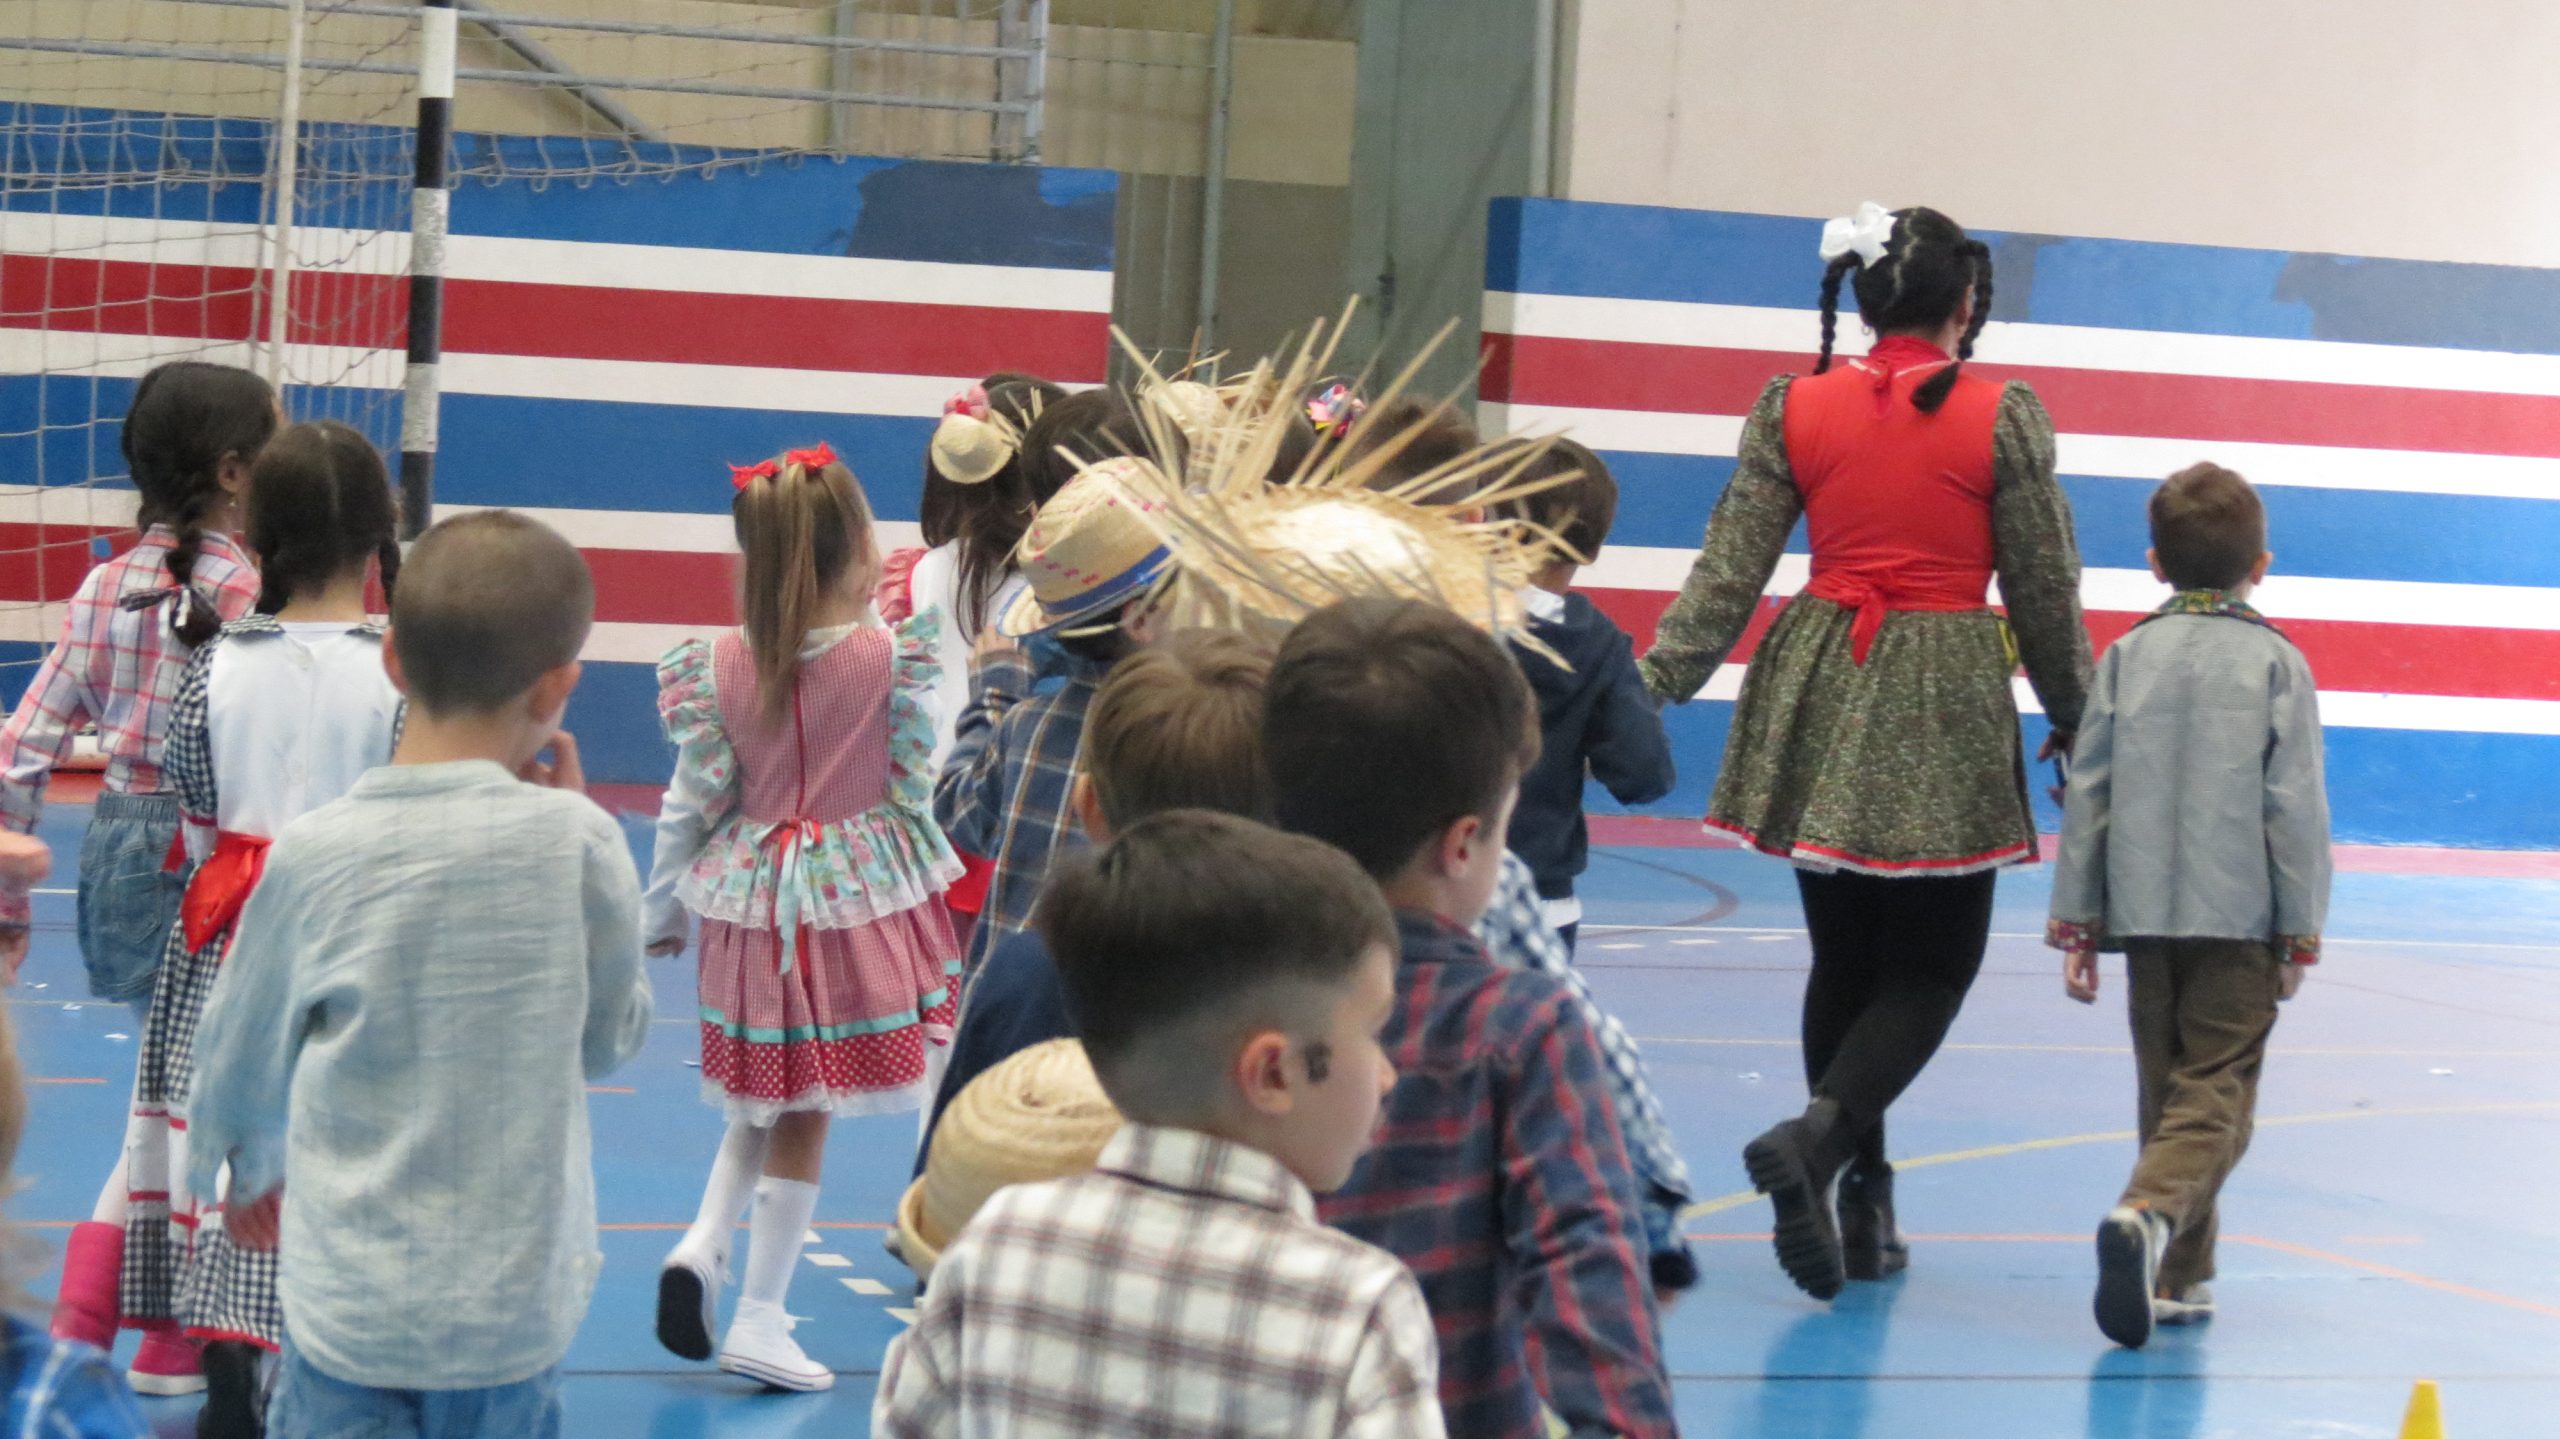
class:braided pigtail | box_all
[1910,238,1994,414]
[162,486,225,645]
[1813,255,1856,374]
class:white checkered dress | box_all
[877,1125,1446,1439]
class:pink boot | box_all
[49,1221,121,1350]
[127,1329,205,1398]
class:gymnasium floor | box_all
[15,802,2558,1438]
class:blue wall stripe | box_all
[1489,198,2560,355]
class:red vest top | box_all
[1782,336,2005,663]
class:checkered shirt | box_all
[1477,853,1696,1256]
[1322,910,1675,1439]
[932,647,1109,975]
[0,527,259,832]
[876,1124,1446,1439]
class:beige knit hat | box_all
[894,1038,1123,1281]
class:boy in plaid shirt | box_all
[876,810,1443,1438]
[1268,599,1677,1439]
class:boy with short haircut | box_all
[1267,598,1676,1439]
[187,512,654,1436]
[876,810,1444,1438]
[2049,463,2331,1350]
[911,629,1272,1167]
[935,457,1173,975]
[1499,438,1676,950]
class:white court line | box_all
[807,1252,852,1268]
[841,1277,893,1297]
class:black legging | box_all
[1796,868,1997,1170]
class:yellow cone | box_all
[2397,1380,2445,1439]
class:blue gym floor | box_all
[15,802,2558,1437]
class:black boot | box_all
[196,1341,265,1439]
[1838,1158,1909,1281]
[1742,1098,1853,1301]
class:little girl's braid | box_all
[1813,255,1857,374]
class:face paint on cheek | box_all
[1302,1040,1332,1084]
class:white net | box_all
[0,0,1047,692]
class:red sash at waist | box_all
[1800,564,1992,665]
[181,831,271,954]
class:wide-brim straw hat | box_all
[1110,306,1571,656]
[894,1038,1122,1281]
[994,455,1178,639]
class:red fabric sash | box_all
[1801,566,1992,666]
[180,831,271,954]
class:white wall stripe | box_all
[1485,292,2560,399]
[1479,401,2560,503]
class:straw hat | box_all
[928,385,1025,486]
[894,1039,1122,1280]
[993,455,1177,639]
[1109,307,1570,656]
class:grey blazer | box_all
[2049,606,2332,953]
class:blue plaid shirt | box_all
[0,1320,150,1438]
[1478,853,1695,1270]
[933,647,1111,975]
[1322,911,1676,1439]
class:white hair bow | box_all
[1818,202,1897,267]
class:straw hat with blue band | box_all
[992,455,1178,640]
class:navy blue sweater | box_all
[913,928,1075,1176]
[1507,591,1677,902]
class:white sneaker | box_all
[719,1299,835,1392]
[2154,1283,2215,1326]
[656,1243,724,1363]
[2094,1206,2168,1349]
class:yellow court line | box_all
[2228,1236,2560,1321]
[1684,1099,2560,1220]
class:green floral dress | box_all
[1639,375,2093,875]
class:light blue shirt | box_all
[187,760,654,1391]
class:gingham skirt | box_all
[119,920,282,1348]
[695,904,959,1126]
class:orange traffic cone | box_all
[2397,1380,2445,1439]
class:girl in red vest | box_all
[1641,204,2093,1302]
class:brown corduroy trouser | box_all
[2119,937,2284,1292]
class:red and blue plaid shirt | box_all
[931,645,1110,976]
[1320,910,1677,1439]
[0,527,259,832]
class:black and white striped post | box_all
[400,0,457,539]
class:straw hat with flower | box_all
[1111,306,1577,660]
[894,1038,1122,1280]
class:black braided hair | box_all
[121,361,278,645]
[245,421,400,616]
[1820,208,1993,415]
[1812,255,1857,375]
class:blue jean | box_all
[77,792,182,1005]
[269,1343,561,1439]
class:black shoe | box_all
[2095,1206,2168,1348]
[195,1341,265,1439]
[1743,1104,1849,1301]
[1838,1161,1910,1281]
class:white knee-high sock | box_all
[674,1122,772,1265]
[737,1177,819,1311]
[89,1151,129,1225]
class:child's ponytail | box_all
[732,444,876,725]
[119,361,278,645]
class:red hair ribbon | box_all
[943,384,991,421]
[729,441,842,491]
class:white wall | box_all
[1562,0,2560,268]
